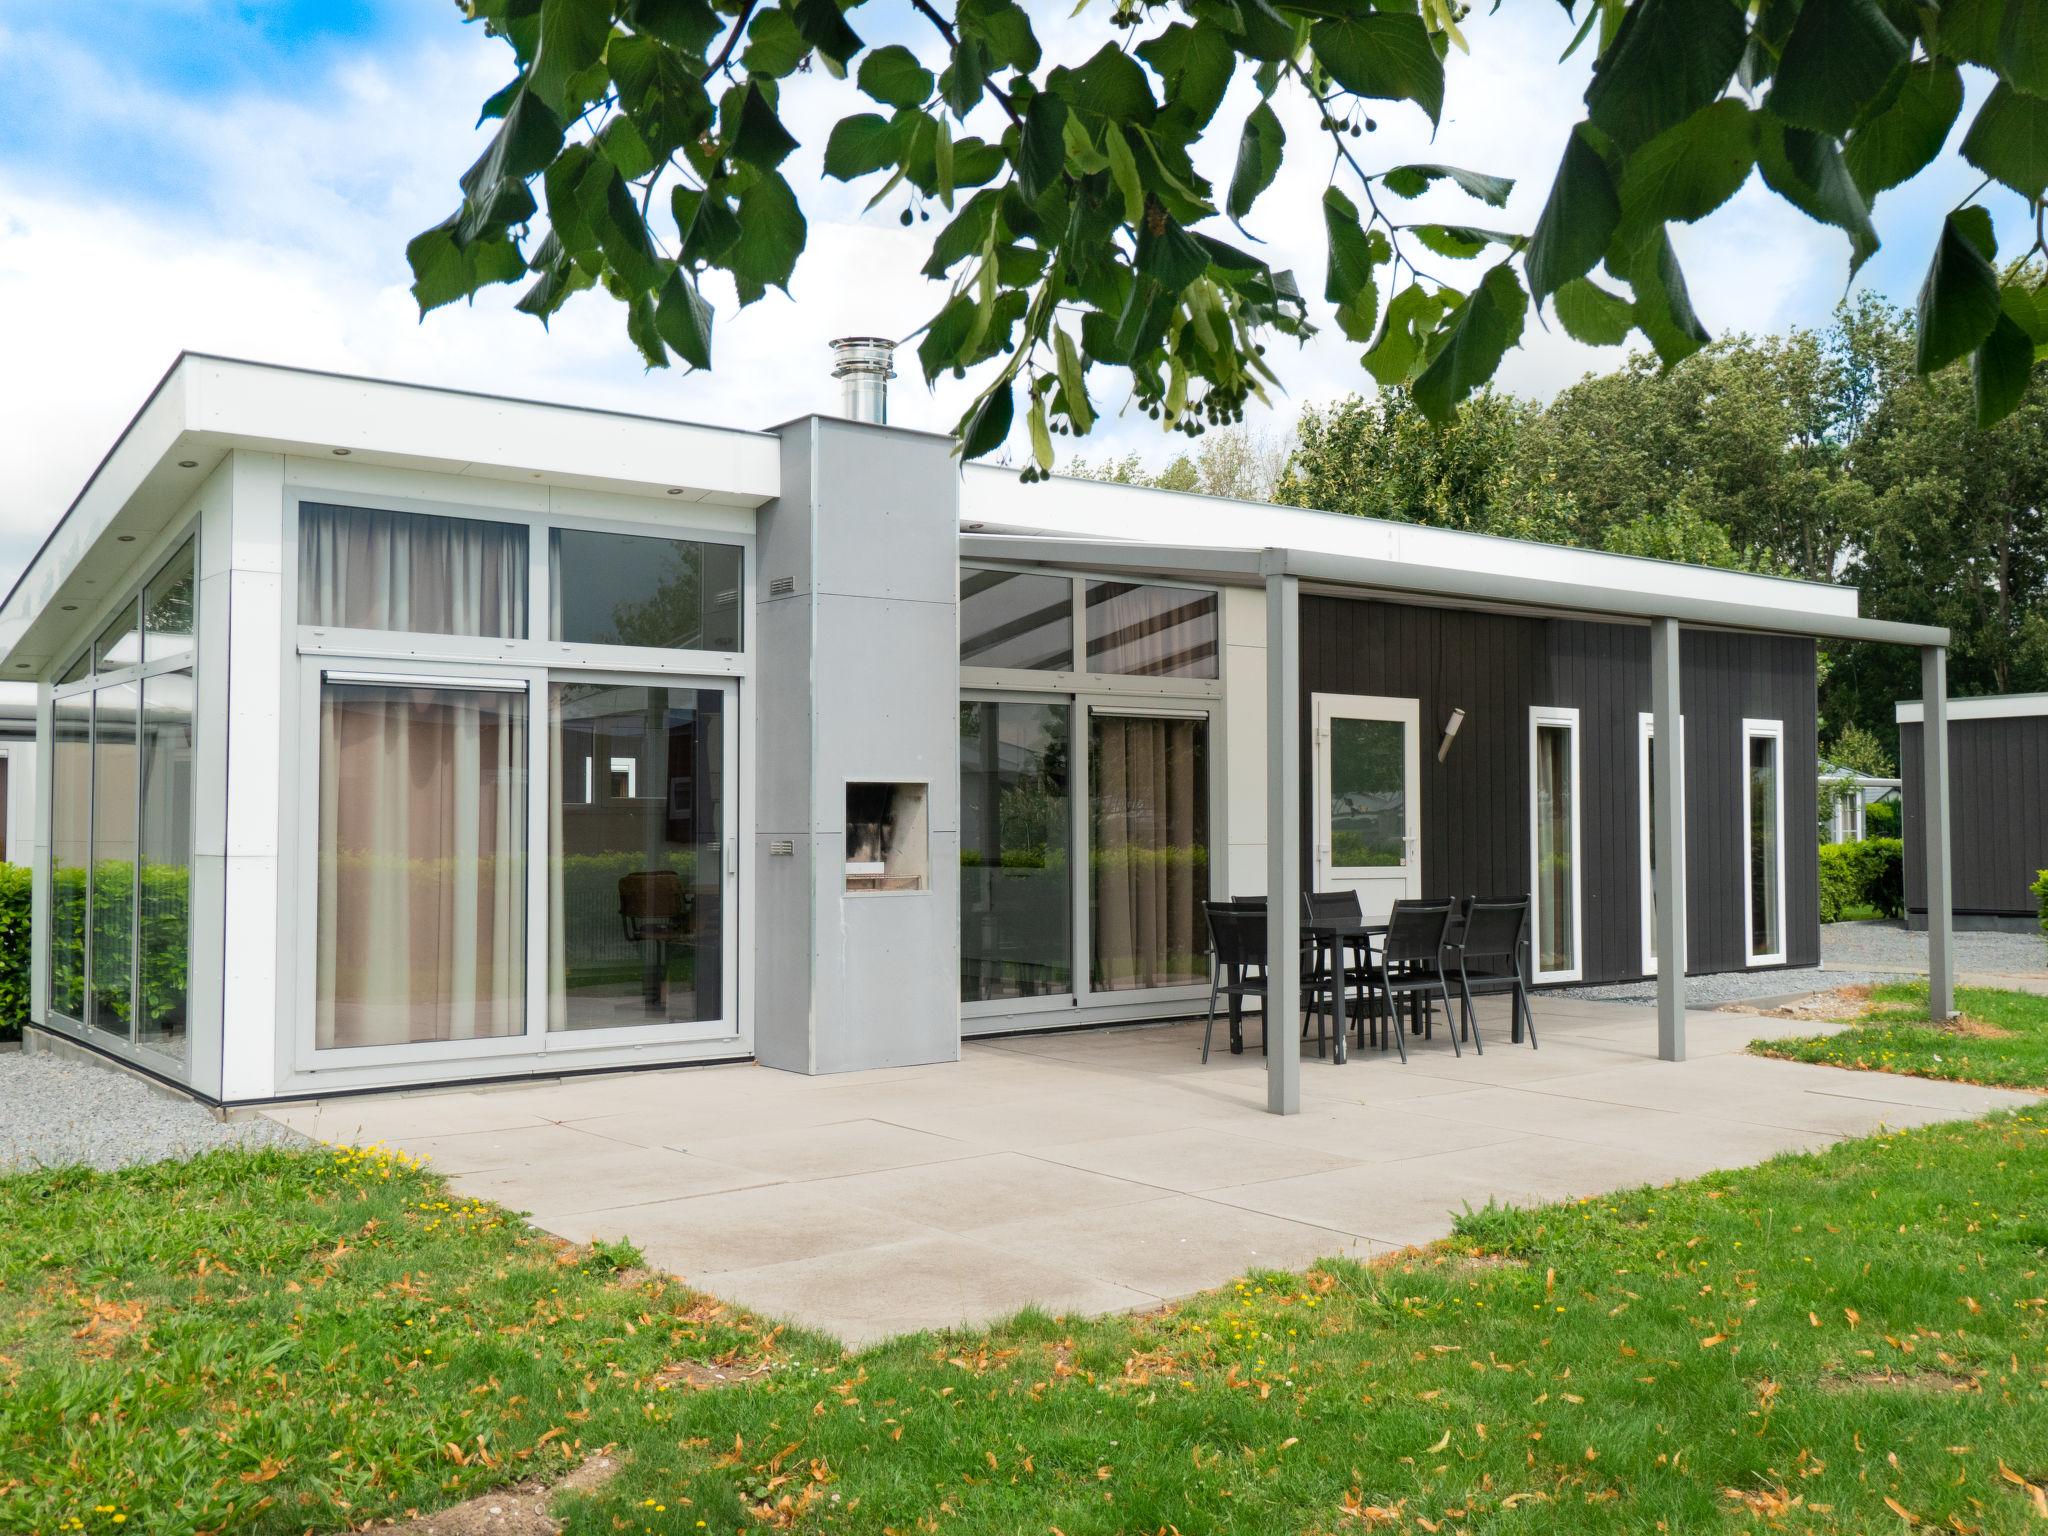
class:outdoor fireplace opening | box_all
[845,781,929,893]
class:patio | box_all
[263,996,2038,1347]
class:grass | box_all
[1752,981,2048,1091]
[4,1114,2048,1536]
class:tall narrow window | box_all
[960,700,1072,1002]
[1089,711,1209,991]
[89,683,139,1039]
[136,669,195,1061]
[1745,719,1786,965]
[1637,713,1685,978]
[547,682,725,1032]
[49,691,91,1020]
[299,503,529,638]
[1530,706,1581,982]
[315,680,528,1049]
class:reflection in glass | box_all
[960,569,1074,670]
[1535,722,1577,975]
[94,600,142,672]
[144,539,197,664]
[136,670,195,1061]
[550,529,743,651]
[49,691,92,1020]
[960,702,1071,1001]
[299,503,529,637]
[316,683,527,1048]
[1084,582,1218,679]
[1090,713,1209,990]
[549,683,724,1031]
[1749,732,1782,957]
[1645,728,1659,967]
[1330,718,1407,867]
[89,684,139,1039]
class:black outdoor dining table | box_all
[1302,919,1387,1066]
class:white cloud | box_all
[0,8,1990,588]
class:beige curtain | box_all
[1086,584,1219,679]
[299,503,528,638]
[1090,714,1207,991]
[316,683,526,1049]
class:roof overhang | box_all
[962,533,1951,649]
[0,354,782,673]
[1898,692,2048,724]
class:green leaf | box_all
[515,232,595,323]
[1018,92,1069,202]
[655,269,714,368]
[1363,282,1449,387]
[2002,279,2048,345]
[1410,224,1523,260]
[1612,225,1711,365]
[1321,187,1373,306]
[1136,22,1236,133]
[405,217,527,314]
[528,0,611,117]
[1526,124,1620,305]
[1413,265,1528,422]
[960,0,1041,72]
[1049,44,1157,125]
[1932,0,2004,68]
[626,0,720,55]
[942,37,990,119]
[741,8,808,75]
[727,169,807,297]
[728,83,798,170]
[1228,102,1285,224]
[1380,163,1514,208]
[1960,82,2048,201]
[2003,0,2048,97]
[921,188,1001,277]
[1617,98,1757,226]
[593,170,667,294]
[673,183,742,263]
[823,113,904,180]
[918,294,977,379]
[1843,60,1964,199]
[1757,119,1879,279]
[1311,12,1445,126]
[1552,276,1635,345]
[1973,311,2035,426]
[958,376,1016,459]
[1054,326,1095,434]
[1138,217,1210,292]
[1105,125,1145,224]
[1767,0,1909,137]
[609,35,712,159]
[595,113,656,181]
[1917,209,2002,374]
[457,85,563,243]
[791,0,862,66]
[859,45,934,109]
[1584,0,1748,152]
[625,289,667,368]
[1027,392,1054,470]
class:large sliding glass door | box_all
[960,699,1072,1002]
[1088,710,1210,992]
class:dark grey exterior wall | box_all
[1900,714,2048,921]
[1299,596,1820,984]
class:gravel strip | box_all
[1554,967,1903,1010]
[0,1052,308,1172]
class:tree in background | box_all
[1072,424,1291,501]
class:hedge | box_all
[1817,836,1904,922]
[0,862,27,1042]
[2032,869,2048,938]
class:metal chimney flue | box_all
[830,336,896,424]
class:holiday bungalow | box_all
[0,351,1958,1113]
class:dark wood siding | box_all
[1900,714,2048,918]
[1299,596,1820,984]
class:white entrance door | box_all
[1312,693,1422,922]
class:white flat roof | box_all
[0,354,782,672]
[961,464,1862,621]
[1898,693,2048,724]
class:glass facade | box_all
[1089,712,1210,991]
[299,502,529,638]
[960,569,1074,670]
[136,670,195,1060]
[960,701,1071,1001]
[548,682,725,1031]
[49,691,92,1021]
[1084,582,1219,679]
[550,529,743,652]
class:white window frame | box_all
[1742,717,1788,967]
[1637,711,1686,978]
[1528,704,1584,984]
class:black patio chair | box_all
[1456,897,1536,1049]
[1303,888,1375,1032]
[1368,898,1459,1062]
[1202,900,1340,1063]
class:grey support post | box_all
[1650,617,1688,1062]
[1265,567,1301,1115]
[1921,645,1956,1020]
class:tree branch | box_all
[709,0,763,77]
[908,0,1023,127]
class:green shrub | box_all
[2033,869,2048,938]
[1865,798,1901,838]
[1818,837,1903,922]
[0,862,28,1042]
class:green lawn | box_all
[5,1112,2048,1535]
[1752,981,2048,1091]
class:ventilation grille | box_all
[770,838,795,856]
[768,575,796,597]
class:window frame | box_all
[1528,704,1584,984]
[1637,711,1686,978]
[1742,717,1788,967]
[960,563,1222,702]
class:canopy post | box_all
[1651,617,1688,1062]
[1265,569,1301,1115]
[1921,646,1955,1021]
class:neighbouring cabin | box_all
[1899,694,2048,932]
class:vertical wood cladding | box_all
[1300,596,1820,983]
[1900,714,2048,918]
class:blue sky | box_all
[0,2,2024,582]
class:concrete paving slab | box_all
[1030,1125,1364,1193]
[803,1151,1168,1231]
[539,1180,940,1276]
[683,1118,982,1180]
[448,1143,779,1219]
